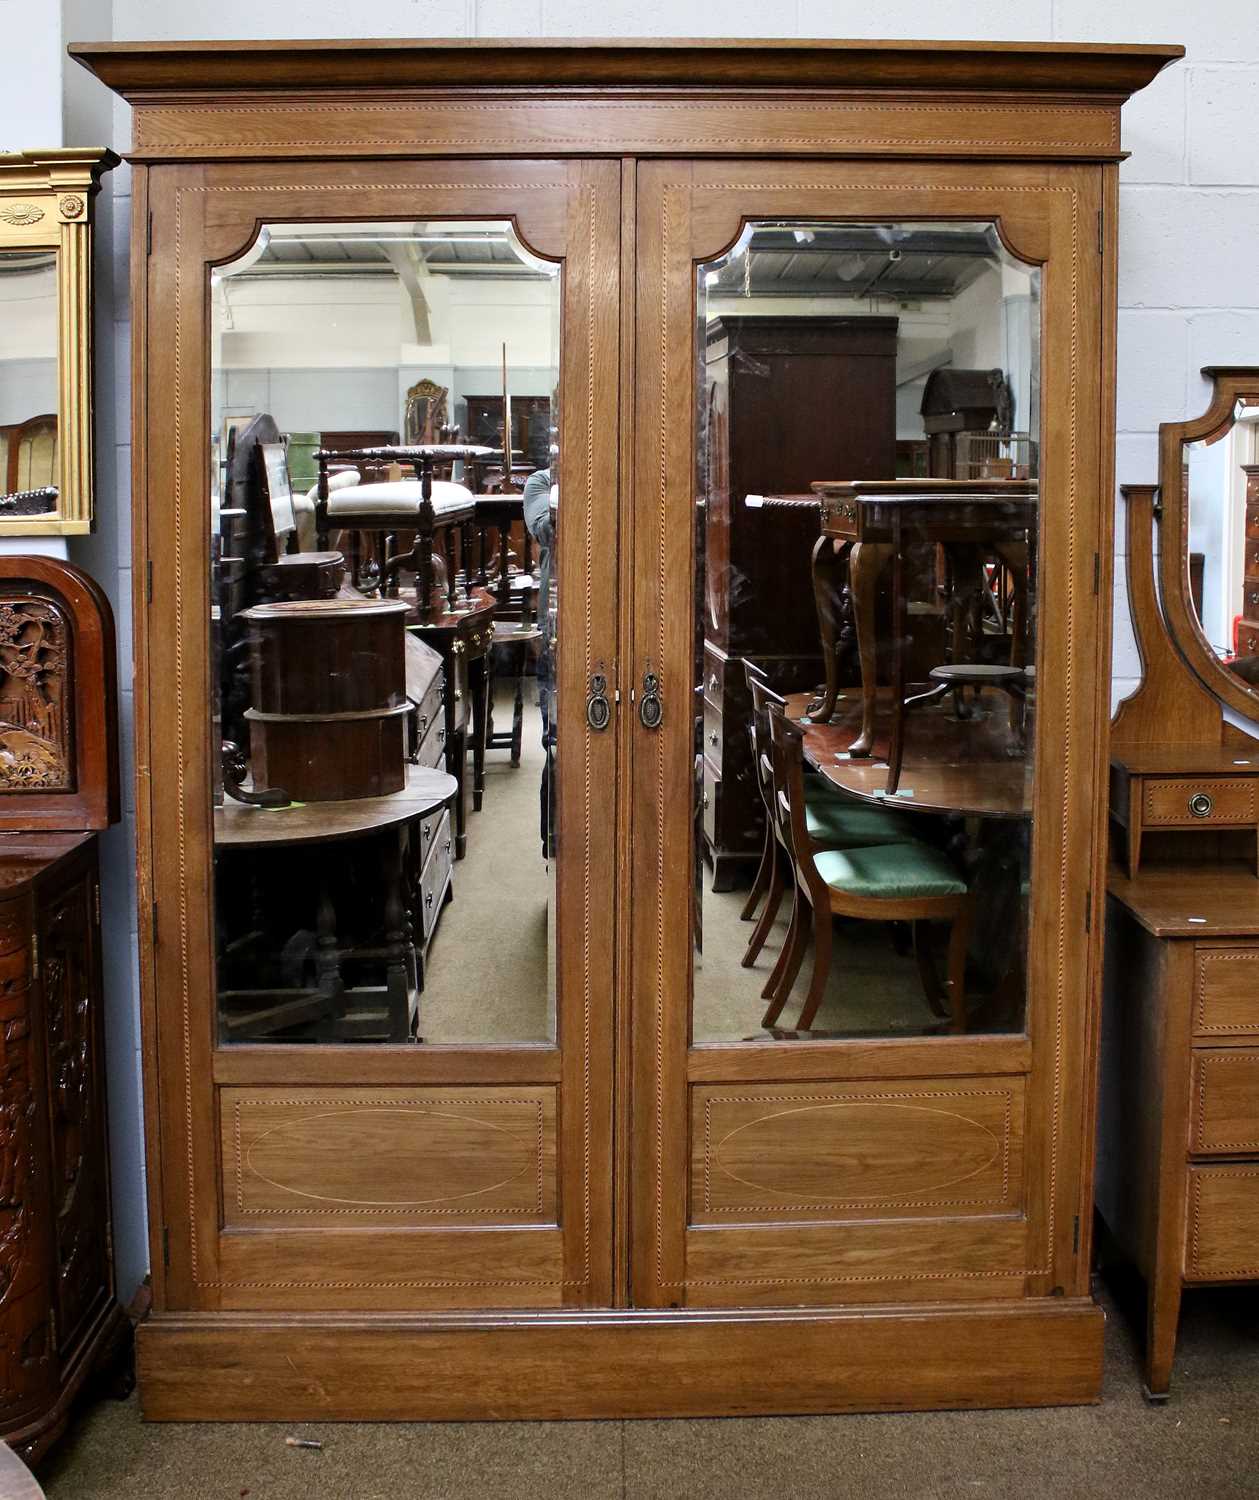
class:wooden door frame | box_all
[629,157,1112,1311]
[135,157,621,1314]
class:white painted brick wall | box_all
[2,1,1255,1297]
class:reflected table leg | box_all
[848,541,892,758]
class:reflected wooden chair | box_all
[739,667,913,976]
[764,707,973,1033]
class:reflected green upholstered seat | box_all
[803,779,914,846]
[812,841,967,902]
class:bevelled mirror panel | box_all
[692,219,1040,1043]
[210,218,561,1045]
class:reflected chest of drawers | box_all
[1098,865,1259,1398]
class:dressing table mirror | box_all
[0,150,118,534]
[1160,368,1259,710]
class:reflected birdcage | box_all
[955,429,1038,481]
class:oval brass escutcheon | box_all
[639,671,663,730]
[586,672,610,732]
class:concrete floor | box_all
[35,1276,1259,1499]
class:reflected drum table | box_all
[214,764,457,1042]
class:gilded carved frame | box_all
[0,149,118,535]
[1157,366,1259,723]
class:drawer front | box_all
[1246,539,1259,579]
[1186,1165,1259,1281]
[414,673,443,746]
[1239,620,1259,659]
[703,698,724,774]
[1143,777,1256,827]
[1194,946,1259,1037]
[702,758,719,848]
[1191,1050,1259,1154]
[420,809,453,941]
[417,718,447,771]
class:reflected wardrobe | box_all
[74,36,1180,1419]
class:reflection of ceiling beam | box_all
[383,242,432,344]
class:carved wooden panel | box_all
[0,596,72,793]
[221,1085,557,1228]
[41,869,109,1352]
[690,1079,1025,1225]
[0,895,49,1425]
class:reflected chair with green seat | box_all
[739,659,913,980]
[764,706,974,1033]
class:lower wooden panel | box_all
[136,1299,1103,1421]
[690,1078,1024,1224]
[213,1226,566,1312]
[682,1218,1029,1308]
[220,1085,557,1228]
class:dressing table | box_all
[1098,370,1259,1401]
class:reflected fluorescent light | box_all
[704,270,720,288]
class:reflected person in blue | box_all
[522,465,556,857]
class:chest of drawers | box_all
[1098,864,1259,1398]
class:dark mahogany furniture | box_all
[701,315,897,889]
[0,558,127,1462]
[76,35,1178,1424]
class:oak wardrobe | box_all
[74,36,1180,1420]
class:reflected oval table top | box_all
[215,764,457,848]
[790,691,1033,820]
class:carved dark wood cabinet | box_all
[0,558,125,1462]
[701,315,897,888]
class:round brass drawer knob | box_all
[1188,792,1214,818]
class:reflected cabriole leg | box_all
[806,534,843,722]
[848,541,891,758]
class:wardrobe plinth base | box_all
[136,1298,1103,1422]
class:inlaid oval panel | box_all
[247,1109,531,1206]
[223,1086,557,1227]
[692,1082,1022,1223]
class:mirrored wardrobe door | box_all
[140,159,620,1312]
[629,160,1106,1308]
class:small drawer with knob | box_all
[1142,777,1257,829]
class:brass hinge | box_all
[1093,553,1101,596]
[30,933,39,980]
[93,882,101,926]
[1085,902,1092,934]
